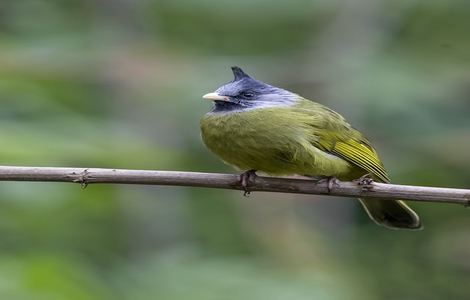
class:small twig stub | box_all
[72,169,90,189]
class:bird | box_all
[200,66,421,230]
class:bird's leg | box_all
[355,173,374,191]
[310,176,340,193]
[239,169,257,196]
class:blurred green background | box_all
[0,0,469,299]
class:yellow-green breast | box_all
[200,101,356,178]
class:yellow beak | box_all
[202,92,230,102]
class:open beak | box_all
[202,92,230,102]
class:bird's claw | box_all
[239,170,257,196]
[327,177,340,192]
[313,176,340,193]
[355,173,374,191]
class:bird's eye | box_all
[241,91,254,99]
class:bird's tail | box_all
[359,198,422,230]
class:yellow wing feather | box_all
[331,140,390,183]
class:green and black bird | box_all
[200,66,421,230]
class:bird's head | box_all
[203,66,297,112]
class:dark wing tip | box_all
[231,66,250,80]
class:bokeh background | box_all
[0,0,469,299]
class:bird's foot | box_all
[239,169,257,196]
[355,173,374,191]
[312,176,340,193]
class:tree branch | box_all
[0,166,468,206]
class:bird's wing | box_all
[318,135,390,183]
[300,104,391,183]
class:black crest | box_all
[231,66,250,81]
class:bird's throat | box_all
[212,100,245,112]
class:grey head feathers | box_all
[210,66,298,113]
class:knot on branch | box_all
[72,169,90,189]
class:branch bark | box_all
[0,166,468,206]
